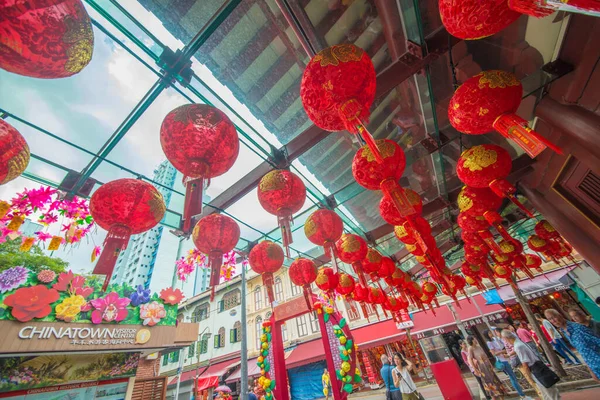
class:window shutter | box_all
[172,350,179,363]
[218,301,224,313]
[230,329,235,343]
[162,355,168,366]
[214,335,219,348]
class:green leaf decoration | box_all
[354,374,362,383]
[340,354,349,361]
[343,383,353,393]
[333,324,340,331]
[270,380,276,390]
[262,350,269,357]
[266,333,272,342]
[339,318,347,328]
[323,313,330,323]
[264,364,270,373]
[345,339,353,350]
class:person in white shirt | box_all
[502,330,561,400]
[391,352,420,400]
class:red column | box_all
[270,314,289,400]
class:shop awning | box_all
[495,267,574,303]
[285,339,325,368]
[225,358,261,383]
[352,294,504,349]
[168,359,239,386]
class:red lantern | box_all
[90,179,166,289]
[379,188,422,225]
[361,248,383,279]
[161,104,239,233]
[304,209,343,267]
[336,272,356,298]
[335,233,369,287]
[0,0,94,78]
[494,264,513,280]
[457,144,533,217]
[378,257,396,280]
[289,258,318,309]
[439,0,520,40]
[0,120,29,185]
[422,282,438,298]
[457,186,502,216]
[257,170,306,257]
[458,213,503,255]
[249,241,285,305]
[192,214,240,296]
[450,71,561,157]
[300,44,381,162]
[527,234,549,252]
[353,139,418,219]
[385,267,409,288]
[315,266,339,298]
[394,217,432,255]
[461,231,486,247]
[534,220,561,242]
[465,275,486,291]
[524,253,543,272]
[352,283,369,302]
[460,262,481,278]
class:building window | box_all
[222,289,241,311]
[192,303,210,322]
[296,316,308,337]
[345,301,360,321]
[290,281,301,297]
[162,354,169,366]
[309,311,319,333]
[255,316,263,350]
[231,321,241,343]
[254,287,262,311]
[166,350,179,364]
[274,277,283,302]
[199,333,210,354]
[215,327,225,348]
[281,322,288,342]
[188,342,195,359]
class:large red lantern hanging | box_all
[300,43,381,162]
[161,104,239,233]
[534,220,565,244]
[289,258,318,309]
[465,275,486,291]
[336,272,355,299]
[0,120,29,185]
[90,179,166,289]
[192,214,240,296]
[249,241,285,305]
[315,266,339,299]
[0,0,94,78]
[378,257,396,281]
[458,212,503,255]
[379,188,423,226]
[524,253,543,273]
[361,248,383,281]
[457,144,534,217]
[385,267,409,289]
[257,170,306,257]
[460,262,481,278]
[335,233,369,287]
[353,139,418,218]
[527,234,549,253]
[439,0,520,40]
[449,71,561,158]
[457,186,503,217]
[304,209,344,268]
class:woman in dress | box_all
[391,352,421,400]
[461,340,491,400]
[467,335,506,400]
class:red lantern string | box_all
[192,214,240,300]
[0,120,29,185]
[161,104,239,233]
[304,209,344,270]
[249,241,285,306]
[508,0,600,17]
[449,71,561,157]
[300,44,381,163]
[257,170,306,258]
[439,0,520,40]
[335,233,369,287]
[0,0,94,78]
[289,258,318,310]
[361,248,383,282]
[457,144,534,217]
[90,179,166,290]
[315,266,340,301]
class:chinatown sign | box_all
[0,320,198,355]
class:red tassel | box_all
[94,225,131,291]
[493,114,560,158]
[478,230,503,256]
[263,272,275,305]
[182,177,204,234]
[302,286,313,310]
[208,252,223,288]
[359,303,371,322]
[357,122,384,164]
[489,179,535,218]
[352,262,369,288]
[278,214,293,258]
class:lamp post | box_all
[240,259,249,400]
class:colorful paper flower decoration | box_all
[0,266,29,293]
[139,301,166,326]
[160,104,239,232]
[90,292,131,324]
[4,285,59,322]
[160,287,184,305]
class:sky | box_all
[0,1,347,282]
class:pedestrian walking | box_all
[380,354,400,400]
[467,335,506,400]
[485,328,531,399]
[461,339,491,400]
[535,313,581,365]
